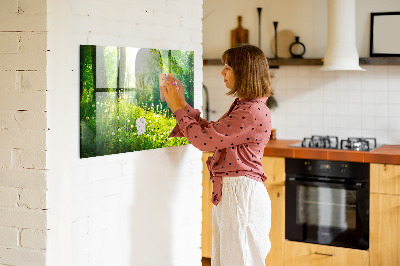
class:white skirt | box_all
[212,176,271,266]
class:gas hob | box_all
[289,135,382,151]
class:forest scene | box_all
[80,45,194,158]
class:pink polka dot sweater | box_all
[169,97,272,206]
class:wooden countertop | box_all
[263,139,400,165]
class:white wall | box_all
[46,0,203,266]
[203,0,400,58]
[203,0,400,145]
[0,0,48,265]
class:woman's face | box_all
[220,64,235,89]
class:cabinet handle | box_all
[314,252,335,257]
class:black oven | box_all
[285,158,369,250]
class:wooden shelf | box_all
[203,58,323,67]
[359,57,400,65]
[203,57,400,67]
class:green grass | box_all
[80,94,189,158]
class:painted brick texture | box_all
[0,0,47,265]
[46,0,203,265]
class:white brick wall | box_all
[46,0,203,266]
[0,0,48,265]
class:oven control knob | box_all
[304,161,312,171]
[340,164,347,174]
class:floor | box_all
[202,257,211,266]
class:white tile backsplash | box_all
[203,64,400,144]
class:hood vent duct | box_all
[320,0,365,71]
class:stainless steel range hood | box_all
[320,0,365,71]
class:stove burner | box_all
[340,137,377,151]
[301,135,339,149]
[295,136,378,151]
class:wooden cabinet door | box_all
[264,184,284,266]
[370,193,400,266]
[284,241,369,266]
[370,163,400,195]
[262,156,285,186]
[201,152,213,258]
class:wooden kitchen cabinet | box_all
[264,184,285,266]
[201,154,286,266]
[202,152,213,258]
[262,156,285,266]
[284,241,369,266]
[370,163,400,266]
[370,193,400,266]
[370,163,400,195]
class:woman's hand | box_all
[160,76,186,113]
[173,77,187,108]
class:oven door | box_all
[285,177,369,250]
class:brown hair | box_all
[221,44,273,99]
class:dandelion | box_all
[131,125,133,128]
[112,132,115,135]
[118,128,121,132]
[86,117,89,120]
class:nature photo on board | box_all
[80,45,194,158]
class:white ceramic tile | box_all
[348,128,362,137]
[388,91,400,104]
[348,75,361,90]
[348,103,362,116]
[336,90,349,103]
[322,70,335,78]
[374,78,388,91]
[388,65,400,76]
[361,74,374,91]
[374,117,389,130]
[298,77,311,89]
[361,129,375,138]
[348,90,362,103]
[361,90,375,104]
[375,104,389,117]
[286,77,299,89]
[374,130,389,144]
[374,65,388,78]
[362,116,375,130]
[323,103,336,115]
[374,90,388,104]
[335,72,349,90]
[336,115,348,129]
[388,104,400,117]
[388,131,400,144]
[323,115,336,129]
[348,116,362,129]
[388,75,400,91]
[310,67,324,77]
[311,114,324,128]
[298,67,311,78]
[311,102,324,113]
[336,103,349,116]
[285,66,298,77]
[388,117,400,131]
[323,87,336,103]
[361,104,375,117]
[310,77,324,90]
[311,87,323,101]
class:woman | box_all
[161,44,273,266]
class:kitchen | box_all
[201,0,400,265]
